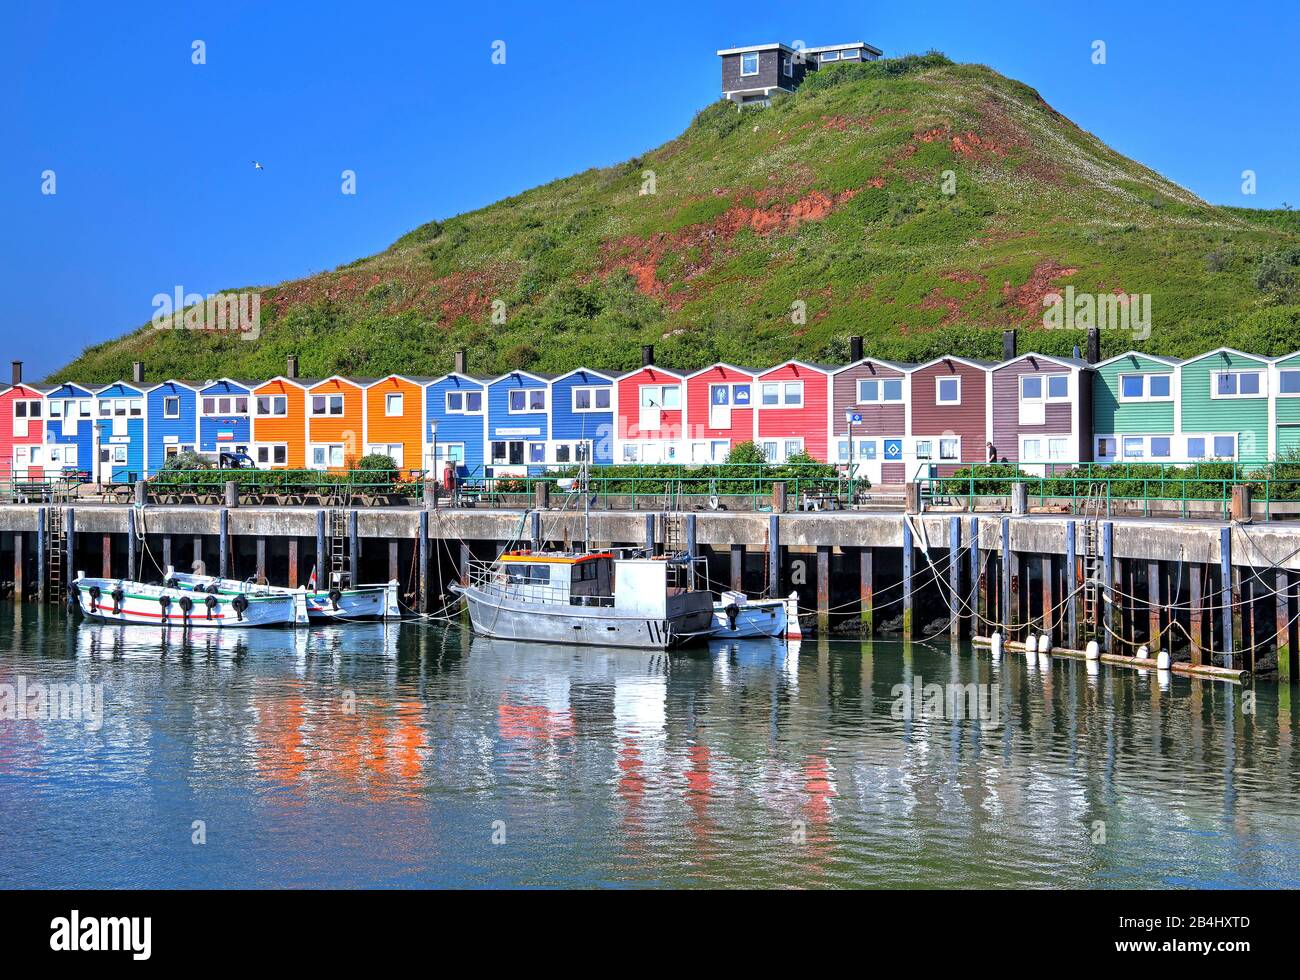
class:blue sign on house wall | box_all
[884,439,903,460]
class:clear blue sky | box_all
[3,0,1297,380]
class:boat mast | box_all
[582,442,590,549]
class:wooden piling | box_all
[1066,520,1078,648]
[730,544,744,592]
[256,537,267,585]
[418,510,429,612]
[1000,518,1011,637]
[1189,562,1204,666]
[1147,560,1162,653]
[644,513,655,555]
[532,511,543,552]
[287,539,299,589]
[192,536,202,574]
[315,510,326,585]
[817,545,831,634]
[901,518,914,640]
[967,518,980,639]
[102,534,112,578]
[162,535,172,573]
[127,510,137,582]
[13,533,23,601]
[768,514,780,599]
[36,507,46,603]
[459,541,471,587]
[388,540,399,584]
[1041,554,1054,646]
[65,508,75,594]
[1220,526,1234,670]
[1277,569,1291,682]
[348,510,359,587]
[218,508,229,579]
[1102,522,1115,654]
[687,514,698,590]
[948,517,961,643]
[859,546,874,637]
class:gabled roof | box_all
[617,365,688,379]
[94,380,145,396]
[908,355,995,373]
[994,352,1092,372]
[251,375,309,390]
[425,371,492,388]
[306,374,366,390]
[684,362,757,381]
[487,369,554,386]
[198,377,252,393]
[365,373,433,387]
[1093,351,1181,370]
[550,367,616,384]
[756,359,836,377]
[142,379,203,394]
[1181,346,1269,366]
[832,356,913,376]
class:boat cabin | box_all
[494,552,615,607]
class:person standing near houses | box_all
[987,442,997,464]
[442,459,458,507]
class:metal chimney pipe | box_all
[641,345,655,367]
[1002,330,1017,361]
[132,361,145,384]
[454,350,467,375]
[10,361,20,386]
[286,354,299,379]
[849,336,864,363]
[1086,327,1101,365]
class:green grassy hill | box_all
[50,53,1300,383]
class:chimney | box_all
[1002,330,1017,361]
[454,350,467,375]
[10,361,20,386]
[641,345,655,367]
[849,336,864,363]
[1086,327,1101,365]
[132,360,145,384]
[286,354,299,379]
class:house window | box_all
[1213,435,1236,459]
[310,444,346,469]
[163,396,181,419]
[821,50,839,62]
[366,443,404,466]
[78,400,90,417]
[1123,436,1145,459]
[49,400,62,418]
[939,438,960,461]
[1023,438,1041,459]
[257,395,288,416]
[761,381,805,407]
[1186,437,1206,459]
[1213,370,1262,398]
[1021,374,1070,402]
[640,384,680,409]
[1280,369,1300,395]
[311,395,344,416]
[1119,373,1173,401]
[385,393,403,416]
[740,52,759,75]
[622,444,639,463]
[1097,437,1117,460]
[915,440,933,460]
[445,390,483,414]
[837,441,850,463]
[936,377,961,404]
[508,389,547,413]
[1048,438,1068,460]
[572,386,611,411]
[857,378,903,404]
[529,443,546,464]
[255,444,289,468]
[732,384,751,405]
[782,57,792,78]
[761,440,778,462]
[1150,437,1172,458]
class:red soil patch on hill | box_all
[1001,261,1080,313]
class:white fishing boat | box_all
[450,549,715,649]
[711,591,802,639]
[163,567,399,621]
[71,573,308,628]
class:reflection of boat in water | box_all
[71,574,306,627]
[451,549,714,649]
[74,620,400,661]
[711,591,801,639]
[164,567,399,622]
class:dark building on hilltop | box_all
[716,41,883,106]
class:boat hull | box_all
[710,592,800,639]
[453,584,714,649]
[168,571,399,622]
[72,578,304,628]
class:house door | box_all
[639,387,661,432]
[709,384,731,429]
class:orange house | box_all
[252,377,307,469]
[364,375,423,472]
[306,376,364,471]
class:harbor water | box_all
[0,601,1296,888]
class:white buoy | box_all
[1037,634,1050,654]
[1137,644,1150,660]
[991,632,1003,658]
[1085,640,1100,661]
[1156,649,1171,670]
[1024,634,1037,654]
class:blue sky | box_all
[3,0,1298,379]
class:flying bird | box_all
[252,161,264,170]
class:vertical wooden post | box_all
[1189,562,1204,666]
[1066,520,1078,648]
[768,514,780,600]
[459,541,471,587]
[65,508,75,589]
[730,544,744,592]
[13,533,24,601]
[192,536,202,574]
[418,510,429,612]
[859,546,873,637]
[1040,554,1054,648]
[816,545,831,634]
[686,514,698,590]
[162,535,172,573]
[348,510,359,586]
[1220,526,1234,670]
[1102,522,1115,654]
[901,518,914,640]
[644,513,655,555]
[1000,518,1011,637]
[532,511,543,553]
[256,537,267,585]
[1277,569,1291,683]
[967,518,980,639]
[219,508,229,579]
[388,540,399,584]
[102,534,112,578]
[36,507,47,604]
[1147,560,1162,653]
[948,517,961,643]
[287,539,299,589]
[127,511,137,582]
[315,510,326,587]
[1243,575,1256,672]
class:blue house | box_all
[549,368,614,465]
[41,382,96,477]
[486,371,552,476]
[198,379,252,458]
[425,372,487,478]
[146,381,199,474]
[93,382,146,483]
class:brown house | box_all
[717,40,883,106]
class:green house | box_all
[1092,352,1180,462]
[1179,348,1269,464]
[1272,352,1300,458]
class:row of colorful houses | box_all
[3,338,1299,483]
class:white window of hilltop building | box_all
[741,52,759,75]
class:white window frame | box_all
[915,440,933,460]
[309,443,346,470]
[366,443,404,467]
[571,386,611,413]
[507,388,547,414]
[1020,434,1072,462]
[939,437,960,461]
[385,393,404,416]
[856,378,903,404]
[1118,372,1174,403]
[254,443,289,469]
[255,394,288,417]
[444,390,483,414]
[1096,436,1117,461]
[1279,368,1300,396]
[1211,370,1264,399]
[310,394,345,416]
[13,399,42,419]
[761,380,805,408]
[163,396,181,419]
[740,52,759,76]
[1021,373,1071,404]
[782,57,792,78]
[935,376,961,405]
[821,50,840,62]
[639,384,680,410]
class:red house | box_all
[615,365,687,463]
[754,361,831,462]
[908,355,992,477]
[0,375,47,480]
[683,363,755,463]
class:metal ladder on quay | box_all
[47,505,67,602]
[328,507,348,585]
[1079,482,1107,638]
